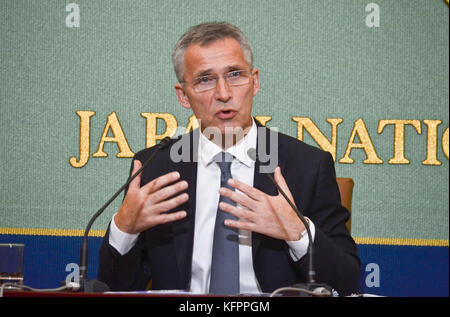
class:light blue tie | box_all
[209,152,239,294]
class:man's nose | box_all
[214,77,232,102]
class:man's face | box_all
[175,37,260,136]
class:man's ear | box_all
[251,68,260,97]
[175,83,191,109]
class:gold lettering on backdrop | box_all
[92,112,134,158]
[339,118,383,164]
[292,117,343,161]
[141,113,178,148]
[185,114,199,132]
[377,120,421,164]
[422,120,443,166]
[69,110,96,168]
[254,116,272,126]
[70,111,448,167]
[443,127,449,160]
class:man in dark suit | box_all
[98,22,360,296]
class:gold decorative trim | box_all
[0,228,448,246]
[354,237,449,247]
[0,227,105,237]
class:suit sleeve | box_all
[97,155,152,291]
[97,225,152,291]
[295,152,361,296]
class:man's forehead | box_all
[183,38,249,76]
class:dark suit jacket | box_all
[98,125,361,295]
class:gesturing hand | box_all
[115,160,189,234]
[219,166,305,241]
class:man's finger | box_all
[224,218,257,232]
[227,178,264,201]
[142,171,181,194]
[146,180,188,205]
[152,210,187,226]
[219,187,257,210]
[219,202,255,222]
[148,192,189,214]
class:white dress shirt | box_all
[109,119,315,294]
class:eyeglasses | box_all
[183,70,252,92]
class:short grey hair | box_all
[172,22,254,83]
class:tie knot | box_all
[214,152,234,173]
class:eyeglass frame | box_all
[180,69,254,92]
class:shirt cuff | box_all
[109,213,139,255]
[286,218,315,262]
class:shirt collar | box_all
[199,118,257,168]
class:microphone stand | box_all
[78,137,171,292]
[248,148,332,296]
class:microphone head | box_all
[247,148,258,161]
[158,137,171,149]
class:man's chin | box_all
[215,123,247,135]
[199,121,251,148]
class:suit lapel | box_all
[171,129,199,289]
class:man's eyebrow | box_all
[194,65,244,78]
[225,65,242,72]
[194,69,214,77]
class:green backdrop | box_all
[1,1,448,245]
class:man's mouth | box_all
[216,109,237,120]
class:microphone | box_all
[78,137,172,293]
[247,148,332,296]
